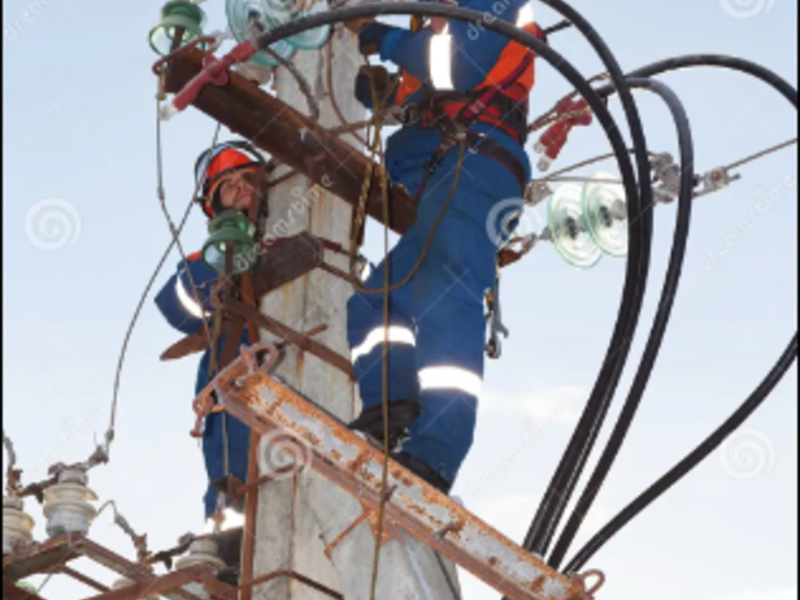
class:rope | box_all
[367,72,393,600]
[327,36,368,146]
[106,103,222,460]
[349,141,466,297]
[361,67,468,600]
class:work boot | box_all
[348,401,421,450]
[391,452,452,495]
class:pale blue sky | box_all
[2,1,797,599]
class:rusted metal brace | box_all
[217,295,354,380]
[237,569,343,600]
[191,342,280,438]
[257,234,355,285]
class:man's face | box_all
[217,168,262,212]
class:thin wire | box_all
[544,176,623,185]
[263,45,320,122]
[3,429,19,496]
[155,100,217,359]
[723,138,797,171]
[153,97,235,511]
[3,429,17,472]
[37,571,59,595]
[96,499,149,561]
[538,138,796,186]
[106,106,222,459]
[327,36,368,146]
[535,151,626,181]
[434,553,463,600]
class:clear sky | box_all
[2,1,797,599]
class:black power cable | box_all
[548,75,696,570]
[565,336,797,574]
[250,0,656,567]
[562,55,798,573]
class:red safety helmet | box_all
[194,142,270,218]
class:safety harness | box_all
[397,23,545,191]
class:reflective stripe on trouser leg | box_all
[346,229,424,409]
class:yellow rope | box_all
[367,73,392,600]
[346,48,469,597]
[361,69,467,600]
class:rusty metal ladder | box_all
[194,342,604,600]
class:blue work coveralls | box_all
[155,254,251,520]
[347,0,533,488]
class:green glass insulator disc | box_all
[225,0,297,67]
[547,184,602,269]
[202,210,260,274]
[582,172,628,258]
[149,1,207,56]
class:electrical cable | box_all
[547,75,696,570]
[565,337,797,573]
[559,54,798,573]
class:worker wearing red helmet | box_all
[155,142,269,552]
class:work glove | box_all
[358,21,394,56]
[354,65,397,108]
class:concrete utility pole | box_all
[246,19,462,600]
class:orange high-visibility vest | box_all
[393,22,544,142]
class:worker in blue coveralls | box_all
[346,1,544,494]
[154,142,269,568]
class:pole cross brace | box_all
[200,350,602,600]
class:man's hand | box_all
[355,65,396,107]
[357,21,395,56]
[344,17,375,34]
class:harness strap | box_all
[453,51,535,130]
[465,131,527,191]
